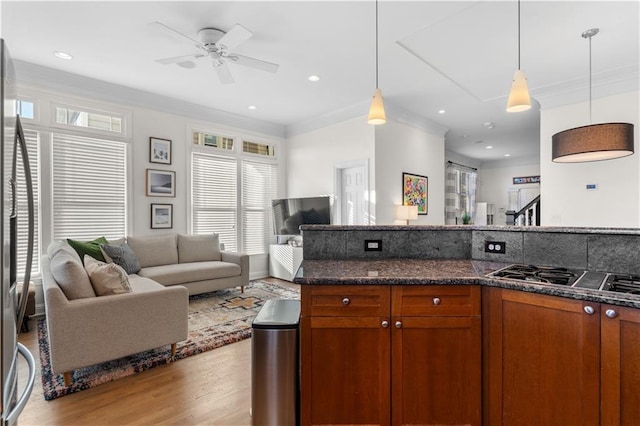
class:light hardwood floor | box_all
[17,278,299,426]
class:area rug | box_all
[37,280,300,400]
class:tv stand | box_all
[269,244,303,282]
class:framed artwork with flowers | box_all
[402,172,428,215]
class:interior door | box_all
[340,165,365,225]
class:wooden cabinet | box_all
[300,285,481,426]
[601,304,640,425]
[484,288,640,425]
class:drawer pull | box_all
[342,297,350,306]
[433,297,441,306]
[381,321,389,328]
[584,306,595,315]
[395,321,402,329]
[605,309,618,319]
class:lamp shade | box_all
[368,88,386,125]
[552,123,635,163]
[506,69,532,112]
[396,205,418,224]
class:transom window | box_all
[243,140,275,157]
[55,105,123,134]
[193,131,234,150]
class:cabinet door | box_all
[485,289,601,426]
[300,316,391,426]
[601,304,640,426]
[392,286,481,426]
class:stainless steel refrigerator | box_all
[1,38,36,426]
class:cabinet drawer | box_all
[301,285,389,317]
[392,285,480,316]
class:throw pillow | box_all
[49,251,96,300]
[67,236,108,264]
[84,255,132,296]
[100,242,141,274]
[177,233,222,263]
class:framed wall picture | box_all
[150,203,173,229]
[149,137,172,164]
[402,172,428,215]
[146,169,176,197]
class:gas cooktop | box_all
[487,264,640,295]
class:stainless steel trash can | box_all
[251,299,301,426]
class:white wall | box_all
[540,90,640,227]
[375,120,446,225]
[286,116,375,219]
[477,163,540,225]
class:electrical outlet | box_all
[484,241,506,254]
[364,240,382,251]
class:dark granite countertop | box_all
[293,259,640,309]
[300,224,640,235]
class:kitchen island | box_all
[294,225,640,426]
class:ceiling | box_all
[1,1,638,164]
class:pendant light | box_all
[506,0,532,112]
[552,28,634,163]
[368,0,386,125]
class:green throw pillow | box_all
[67,236,108,264]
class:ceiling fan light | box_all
[368,88,386,125]
[552,123,635,163]
[506,69,532,112]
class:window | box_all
[15,128,40,276]
[243,140,275,157]
[54,105,123,134]
[445,163,477,225]
[51,134,127,240]
[193,131,234,150]
[242,160,278,254]
[16,100,35,120]
[192,152,238,251]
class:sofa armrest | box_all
[221,251,249,287]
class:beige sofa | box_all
[42,242,189,386]
[126,233,249,295]
[41,233,249,386]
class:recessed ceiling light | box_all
[486,145,493,149]
[438,109,446,114]
[504,153,511,157]
[483,121,495,129]
[54,51,73,60]
[308,75,320,82]
[248,105,258,110]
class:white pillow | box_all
[84,255,132,296]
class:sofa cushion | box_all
[178,233,221,263]
[100,242,141,274]
[127,275,169,293]
[48,240,82,264]
[67,236,108,264]
[138,261,241,286]
[127,234,178,268]
[49,251,96,300]
[84,255,132,296]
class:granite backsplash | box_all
[300,225,640,276]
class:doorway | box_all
[334,160,370,225]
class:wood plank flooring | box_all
[17,278,298,426]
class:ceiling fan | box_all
[153,21,279,84]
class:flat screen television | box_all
[272,196,331,235]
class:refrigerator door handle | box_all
[5,343,35,425]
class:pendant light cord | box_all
[375,0,379,88]
[588,33,592,123]
[517,0,521,70]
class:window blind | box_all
[51,133,127,240]
[16,128,40,276]
[192,152,238,251]
[241,160,278,255]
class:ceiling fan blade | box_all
[229,54,279,74]
[216,24,252,51]
[155,54,206,65]
[153,21,203,49]
[214,62,235,85]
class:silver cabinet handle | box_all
[433,297,441,306]
[342,297,350,306]
[584,306,595,315]
[395,321,402,329]
[605,309,618,319]
[381,320,389,328]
